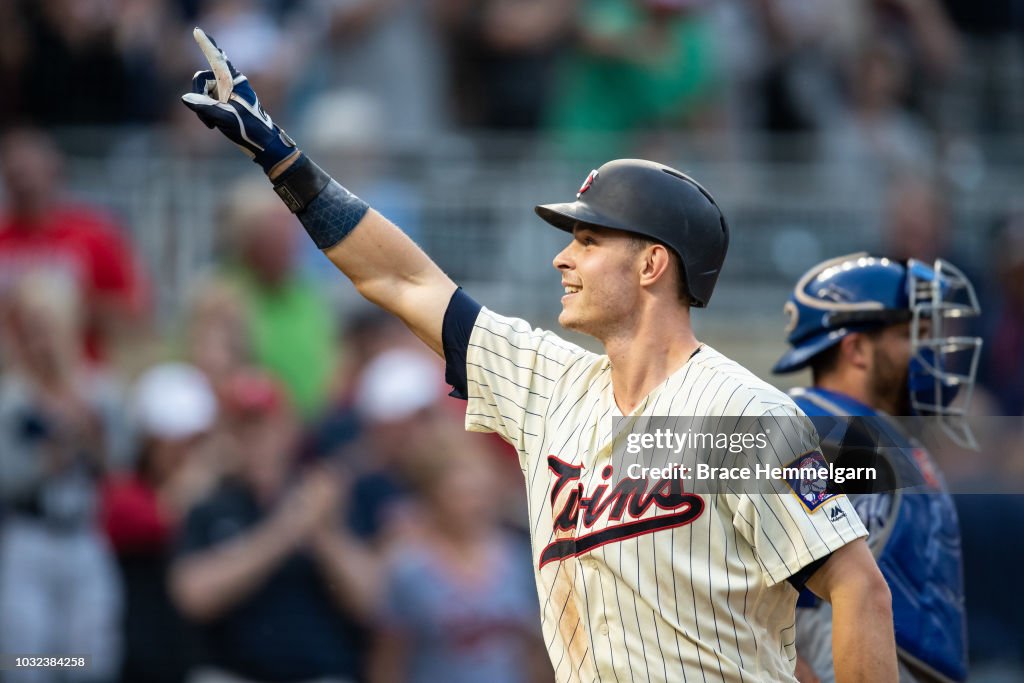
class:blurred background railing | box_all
[50,128,1024,383]
[54,130,1024,316]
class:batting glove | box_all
[181,28,298,174]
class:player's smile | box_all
[553,229,592,310]
[552,224,643,337]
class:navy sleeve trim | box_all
[788,553,831,593]
[442,288,483,401]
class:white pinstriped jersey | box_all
[464,308,868,683]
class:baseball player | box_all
[182,30,899,682]
[774,253,982,683]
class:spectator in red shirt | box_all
[0,127,148,361]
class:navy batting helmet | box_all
[775,252,983,447]
[534,159,729,307]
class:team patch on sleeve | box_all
[782,451,839,512]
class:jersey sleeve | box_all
[728,405,869,587]
[464,306,592,456]
[442,288,483,400]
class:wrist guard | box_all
[272,154,332,213]
[273,155,370,250]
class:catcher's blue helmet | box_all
[773,254,917,374]
[775,252,983,447]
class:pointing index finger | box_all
[193,27,233,103]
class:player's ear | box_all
[840,333,871,371]
[638,243,671,289]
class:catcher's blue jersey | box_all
[792,387,967,683]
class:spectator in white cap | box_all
[99,362,222,683]
[102,362,220,555]
[355,347,447,425]
[343,348,451,544]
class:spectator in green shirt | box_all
[546,0,721,159]
[216,178,338,418]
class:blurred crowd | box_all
[1,0,1024,682]
[0,0,1021,155]
[0,124,549,683]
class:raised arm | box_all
[181,29,456,356]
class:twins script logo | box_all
[539,456,705,567]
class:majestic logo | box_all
[539,456,704,567]
[576,169,599,199]
[828,506,847,522]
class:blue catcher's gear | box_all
[792,386,968,683]
[181,28,298,174]
[773,253,982,447]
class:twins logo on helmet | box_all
[576,169,599,199]
[535,158,729,307]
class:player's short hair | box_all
[809,327,885,383]
[630,236,690,306]
[808,343,842,383]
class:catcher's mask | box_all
[774,253,982,448]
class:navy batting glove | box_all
[181,28,298,174]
